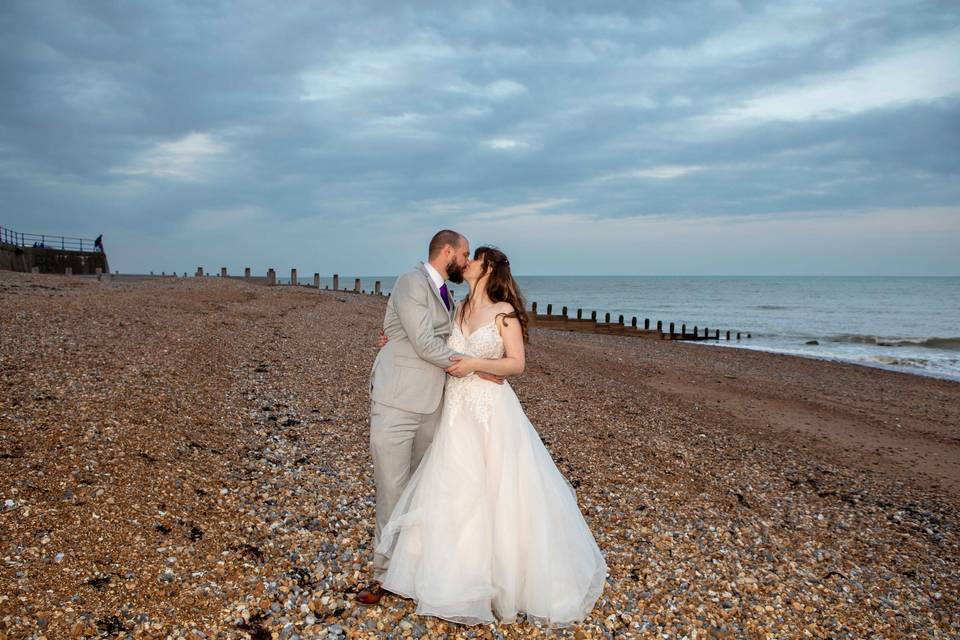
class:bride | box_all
[374,246,607,626]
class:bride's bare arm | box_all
[445,310,525,377]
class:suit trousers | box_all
[369,398,442,576]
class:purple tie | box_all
[438,283,451,311]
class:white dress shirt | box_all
[423,261,445,291]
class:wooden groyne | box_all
[81,265,755,342]
[529,302,751,342]
[190,268,387,296]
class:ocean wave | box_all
[703,341,960,381]
[825,334,960,350]
[754,304,789,310]
[864,355,932,367]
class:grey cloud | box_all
[1,0,958,274]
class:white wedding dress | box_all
[374,318,607,626]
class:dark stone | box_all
[286,566,315,588]
[96,615,126,635]
[237,613,271,640]
[86,575,111,589]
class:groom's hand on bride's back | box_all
[376,328,388,349]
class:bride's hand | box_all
[445,355,477,378]
[376,328,388,349]
[476,372,505,385]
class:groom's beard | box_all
[446,259,465,284]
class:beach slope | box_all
[1,273,957,638]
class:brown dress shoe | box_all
[356,581,387,605]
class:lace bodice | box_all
[447,318,505,359]
[444,319,506,428]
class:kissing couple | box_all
[359,229,607,626]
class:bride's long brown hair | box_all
[460,246,530,342]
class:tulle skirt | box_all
[374,379,607,626]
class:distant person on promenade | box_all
[94,234,103,253]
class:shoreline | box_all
[529,324,960,494]
[691,339,960,383]
[1,271,957,638]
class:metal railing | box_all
[0,225,101,252]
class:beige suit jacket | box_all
[369,263,459,414]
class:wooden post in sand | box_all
[290,269,298,286]
[631,317,637,328]
[715,329,720,339]
[681,323,686,336]
[704,327,709,338]
[618,314,624,325]
[562,306,568,318]
[657,320,662,332]
[669,322,675,337]
[375,281,382,296]
[314,273,320,288]
[547,304,553,316]
[737,332,741,340]
[693,325,698,337]
[245,267,251,279]
[645,318,650,330]
[333,273,340,290]
[267,268,276,285]
[591,310,597,321]
[604,312,611,324]
[531,302,538,315]
[354,278,361,292]
[726,330,730,340]
[577,308,583,320]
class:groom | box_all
[359,230,497,605]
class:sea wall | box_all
[0,242,110,275]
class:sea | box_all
[297,275,960,382]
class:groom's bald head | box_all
[428,229,466,259]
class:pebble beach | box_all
[1,271,958,639]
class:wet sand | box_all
[1,272,957,638]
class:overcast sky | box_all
[2,1,958,275]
